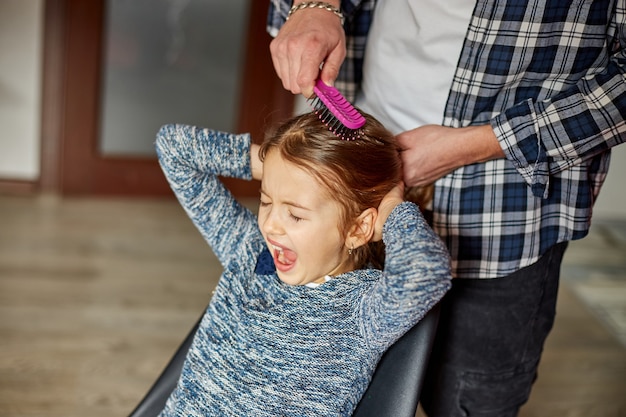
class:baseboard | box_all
[0,179,39,195]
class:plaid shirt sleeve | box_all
[266,0,290,37]
[487,1,626,198]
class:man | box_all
[267,0,626,415]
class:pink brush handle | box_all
[313,80,365,130]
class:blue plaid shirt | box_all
[268,0,626,279]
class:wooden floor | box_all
[0,194,624,417]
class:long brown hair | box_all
[259,111,403,269]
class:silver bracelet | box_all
[287,2,344,25]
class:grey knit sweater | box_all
[155,124,451,417]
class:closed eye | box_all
[289,212,303,222]
[259,189,271,208]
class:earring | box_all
[348,244,354,255]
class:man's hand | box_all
[270,4,346,97]
[396,124,505,187]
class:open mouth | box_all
[271,243,297,272]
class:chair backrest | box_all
[128,303,440,417]
[128,318,200,417]
[351,303,440,417]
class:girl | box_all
[155,111,451,417]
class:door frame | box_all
[40,0,293,197]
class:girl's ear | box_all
[346,208,377,250]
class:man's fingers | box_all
[319,44,345,86]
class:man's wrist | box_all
[292,0,340,7]
[463,125,505,164]
[288,2,344,24]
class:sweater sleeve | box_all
[360,202,452,349]
[155,124,260,267]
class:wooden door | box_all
[41,0,293,197]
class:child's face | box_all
[258,150,353,286]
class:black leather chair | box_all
[128,303,440,417]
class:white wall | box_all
[595,144,626,220]
[0,0,43,181]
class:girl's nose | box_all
[261,210,283,235]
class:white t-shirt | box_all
[355,0,474,134]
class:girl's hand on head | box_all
[251,144,263,180]
[372,182,405,242]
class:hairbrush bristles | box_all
[308,79,366,140]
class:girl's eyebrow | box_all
[259,188,312,211]
[285,201,312,211]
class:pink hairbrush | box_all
[308,79,366,140]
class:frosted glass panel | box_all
[99,0,249,156]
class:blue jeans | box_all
[421,242,568,417]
